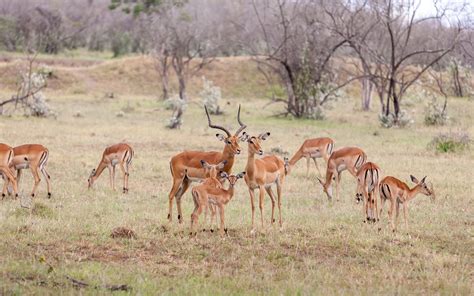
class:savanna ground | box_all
[0,52,473,295]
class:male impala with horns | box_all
[167,105,247,223]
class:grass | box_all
[0,59,473,294]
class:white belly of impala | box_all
[15,163,29,170]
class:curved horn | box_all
[234,104,247,136]
[205,106,231,137]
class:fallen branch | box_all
[66,275,131,292]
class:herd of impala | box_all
[1,106,435,236]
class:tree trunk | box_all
[361,78,373,111]
[452,62,463,97]
[161,68,169,100]
[178,75,186,101]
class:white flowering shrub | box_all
[20,71,52,117]
[378,110,413,128]
[200,77,222,115]
[424,96,448,126]
[165,96,187,129]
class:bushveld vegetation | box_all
[0,0,473,294]
[0,52,472,294]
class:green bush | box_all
[429,132,470,153]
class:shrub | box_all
[164,96,186,129]
[378,110,413,128]
[200,77,222,115]
[424,96,448,126]
[428,131,470,153]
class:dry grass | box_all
[0,55,473,294]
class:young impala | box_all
[287,137,334,177]
[379,175,435,232]
[10,144,51,198]
[88,143,134,193]
[241,132,288,231]
[355,162,381,222]
[317,146,367,201]
[167,105,247,223]
[190,170,245,237]
[197,160,227,231]
[0,143,18,199]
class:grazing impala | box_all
[317,147,367,201]
[379,175,435,232]
[287,137,334,177]
[167,106,247,223]
[355,162,381,222]
[0,143,18,198]
[190,169,245,237]
[88,143,134,193]
[10,144,51,198]
[241,132,288,231]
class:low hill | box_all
[0,55,273,99]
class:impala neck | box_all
[288,149,303,167]
[222,145,236,172]
[223,183,236,204]
[406,185,423,202]
[246,151,257,178]
[92,160,107,182]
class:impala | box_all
[190,170,245,237]
[241,132,288,231]
[355,162,381,222]
[88,143,134,193]
[167,105,247,223]
[0,143,18,198]
[10,144,51,198]
[287,137,334,177]
[317,146,367,201]
[379,175,435,232]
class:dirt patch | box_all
[111,227,137,239]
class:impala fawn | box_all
[190,168,245,237]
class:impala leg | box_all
[363,187,370,221]
[176,178,191,224]
[112,165,116,191]
[119,163,128,194]
[388,199,396,232]
[30,166,41,198]
[374,187,380,222]
[265,187,276,225]
[168,178,183,222]
[395,201,401,231]
[1,168,17,198]
[125,162,130,192]
[305,157,310,178]
[210,205,217,232]
[335,172,341,201]
[40,168,51,198]
[190,202,204,236]
[258,185,265,229]
[219,204,226,237]
[1,173,7,198]
[249,188,256,232]
[276,180,283,228]
[313,158,322,178]
[403,203,408,230]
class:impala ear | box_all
[220,171,229,178]
[216,134,226,141]
[317,177,324,186]
[420,176,427,183]
[237,171,246,179]
[258,132,270,140]
[410,175,419,184]
[239,132,249,142]
[217,160,227,169]
[89,169,96,178]
[200,160,210,169]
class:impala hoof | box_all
[47,192,51,199]
[167,214,171,220]
[272,219,275,223]
[31,193,35,198]
[210,229,214,233]
[224,228,228,234]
